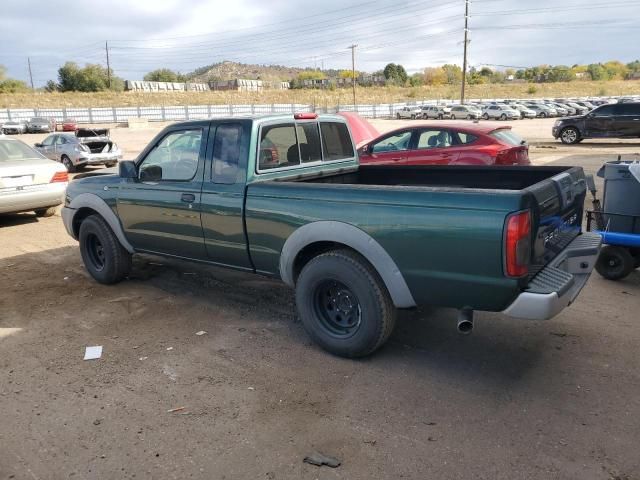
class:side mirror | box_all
[119,160,138,179]
[139,165,162,182]
[34,143,42,148]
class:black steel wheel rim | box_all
[313,280,362,338]
[86,233,106,271]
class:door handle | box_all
[181,193,196,203]
[391,157,403,161]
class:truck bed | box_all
[294,165,576,191]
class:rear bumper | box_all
[76,152,121,166]
[502,232,602,320]
[0,182,66,214]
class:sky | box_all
[1,0,639,87]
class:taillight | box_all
[51,171,69,183]
[294,113,318,120]
[505,210,531,277]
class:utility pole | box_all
[461,0,470,104]
[105,41,111,89]
[347,44,358,107]
[27,57,34,90]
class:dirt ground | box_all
[1,119,640,480]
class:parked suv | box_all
[421,105,452,119]
[396,106,422,119]
[450,105,481,120]
[553,103,640,144]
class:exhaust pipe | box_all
[457,308,474,335]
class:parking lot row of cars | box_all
[1,117,78,134]
[396,97,619,121]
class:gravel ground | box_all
[1,120,639,480]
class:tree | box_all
[383,63,408,85]
[603,61,628,80]
[423,67,447,86]
[442,64,462,84]
[0,64,29,93]
[338,70,358,79]
[587,63,609,81]
[56,62,123,92]
[409,73,424,86]
[143,68,186,83]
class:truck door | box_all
[200,122,254,270]
[116,125,208,259]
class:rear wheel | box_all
[61,155,76,172]
[295,249,396,358]
[35,206,57,217]
[560,127,581,145]
[596,246,635,280]
[79,215,132,284]
[500,113,507,120]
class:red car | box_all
[358,122,530,166]
[62,118,78,132]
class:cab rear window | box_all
[320,122,354,161]
[490,129,525,146]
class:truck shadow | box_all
[2,245,559,389]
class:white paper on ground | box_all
[84,346,103,360]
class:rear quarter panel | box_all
[245,182,531,311]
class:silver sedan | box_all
[34,133,122,172]
[0,137,68,216]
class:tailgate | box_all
[525,167,587,276]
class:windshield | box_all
[0,139,46,162]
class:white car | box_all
[450,105,482,120]
[395,106,422,119]
[2,120,28,135]
[420,105,453,119]
[509,104,537,119]
[0,137,68,216]
[481,105,520,120]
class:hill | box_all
[188,61,309,83]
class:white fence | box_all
[0,99,475,124]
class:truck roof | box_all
[168,113,349,130]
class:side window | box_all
[212,124,242,184]
[55,136,67,145]
[417,130,453,149]
[371,130,412,153]
[41,135,55,146]
[320,122,354,160]
[296,122,322,163]
[457,132,478,144]
[139,129,202,182]
[617,104,640,115]
[593,105,615,117]
[259,123,298,170]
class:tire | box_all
[396,113,401,119]
[35,206,57,217]
[482,113,489,120]
[79,214,132,285]
[61,155,76,173]
[295,249,397,358]
[411,115,416,120]
[438,113,444,120]
[467,115,473,120]
[560,127,581,145]
[500,113,507,120]
[540,112,547,118]
[105,162,117,168]
[596,246,635,281]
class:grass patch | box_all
[1,81,639,108]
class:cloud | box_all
[0,0,638,86]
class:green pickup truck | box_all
[62,113,601,357]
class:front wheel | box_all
[596,246,635,281]
[482,113,489,120]
[79,215,132,284]
[61,155,76,173]
[560,127,581,145]
[500,113,507,120]
[540,112,547,118]
[35,206,57,217]
[295,249,396,358]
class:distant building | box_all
[125,80,209,92]
[575,72,588,79]
[303,78,330,88]
[358,74,386,86]
[209,79,264,92]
